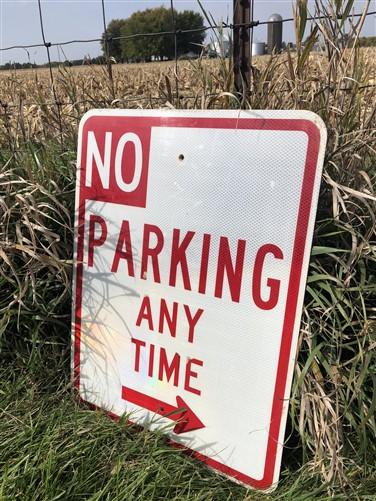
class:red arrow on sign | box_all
[121,386,204,434]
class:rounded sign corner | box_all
[78,109,101,137]
[297,110,327,143]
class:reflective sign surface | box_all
[72,110,326,490]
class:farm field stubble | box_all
[0,49,374,144]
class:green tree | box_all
[359,36,376,47]
[176,10,206,55]
[120,8,169,62]
[101,19,127,62]
[117,7,205,62]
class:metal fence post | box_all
[233,0,251,95]
[101,0,115,100]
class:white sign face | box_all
[72,110,326,491]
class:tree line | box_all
[359,36,376,47]
[0,7,205,71]
[0,57,107,71]
[101,7,205,62]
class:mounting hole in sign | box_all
[178,154,185,161]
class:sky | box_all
[0,0,375,65]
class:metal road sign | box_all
[72,109,326,490]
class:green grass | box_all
[0,342,375,500]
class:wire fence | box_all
[1,8,375,53]
[0,0,375,148]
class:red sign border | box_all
[72,113,322,490]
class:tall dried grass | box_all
[0,0,375,489]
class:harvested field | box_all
[0,48,375,144]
